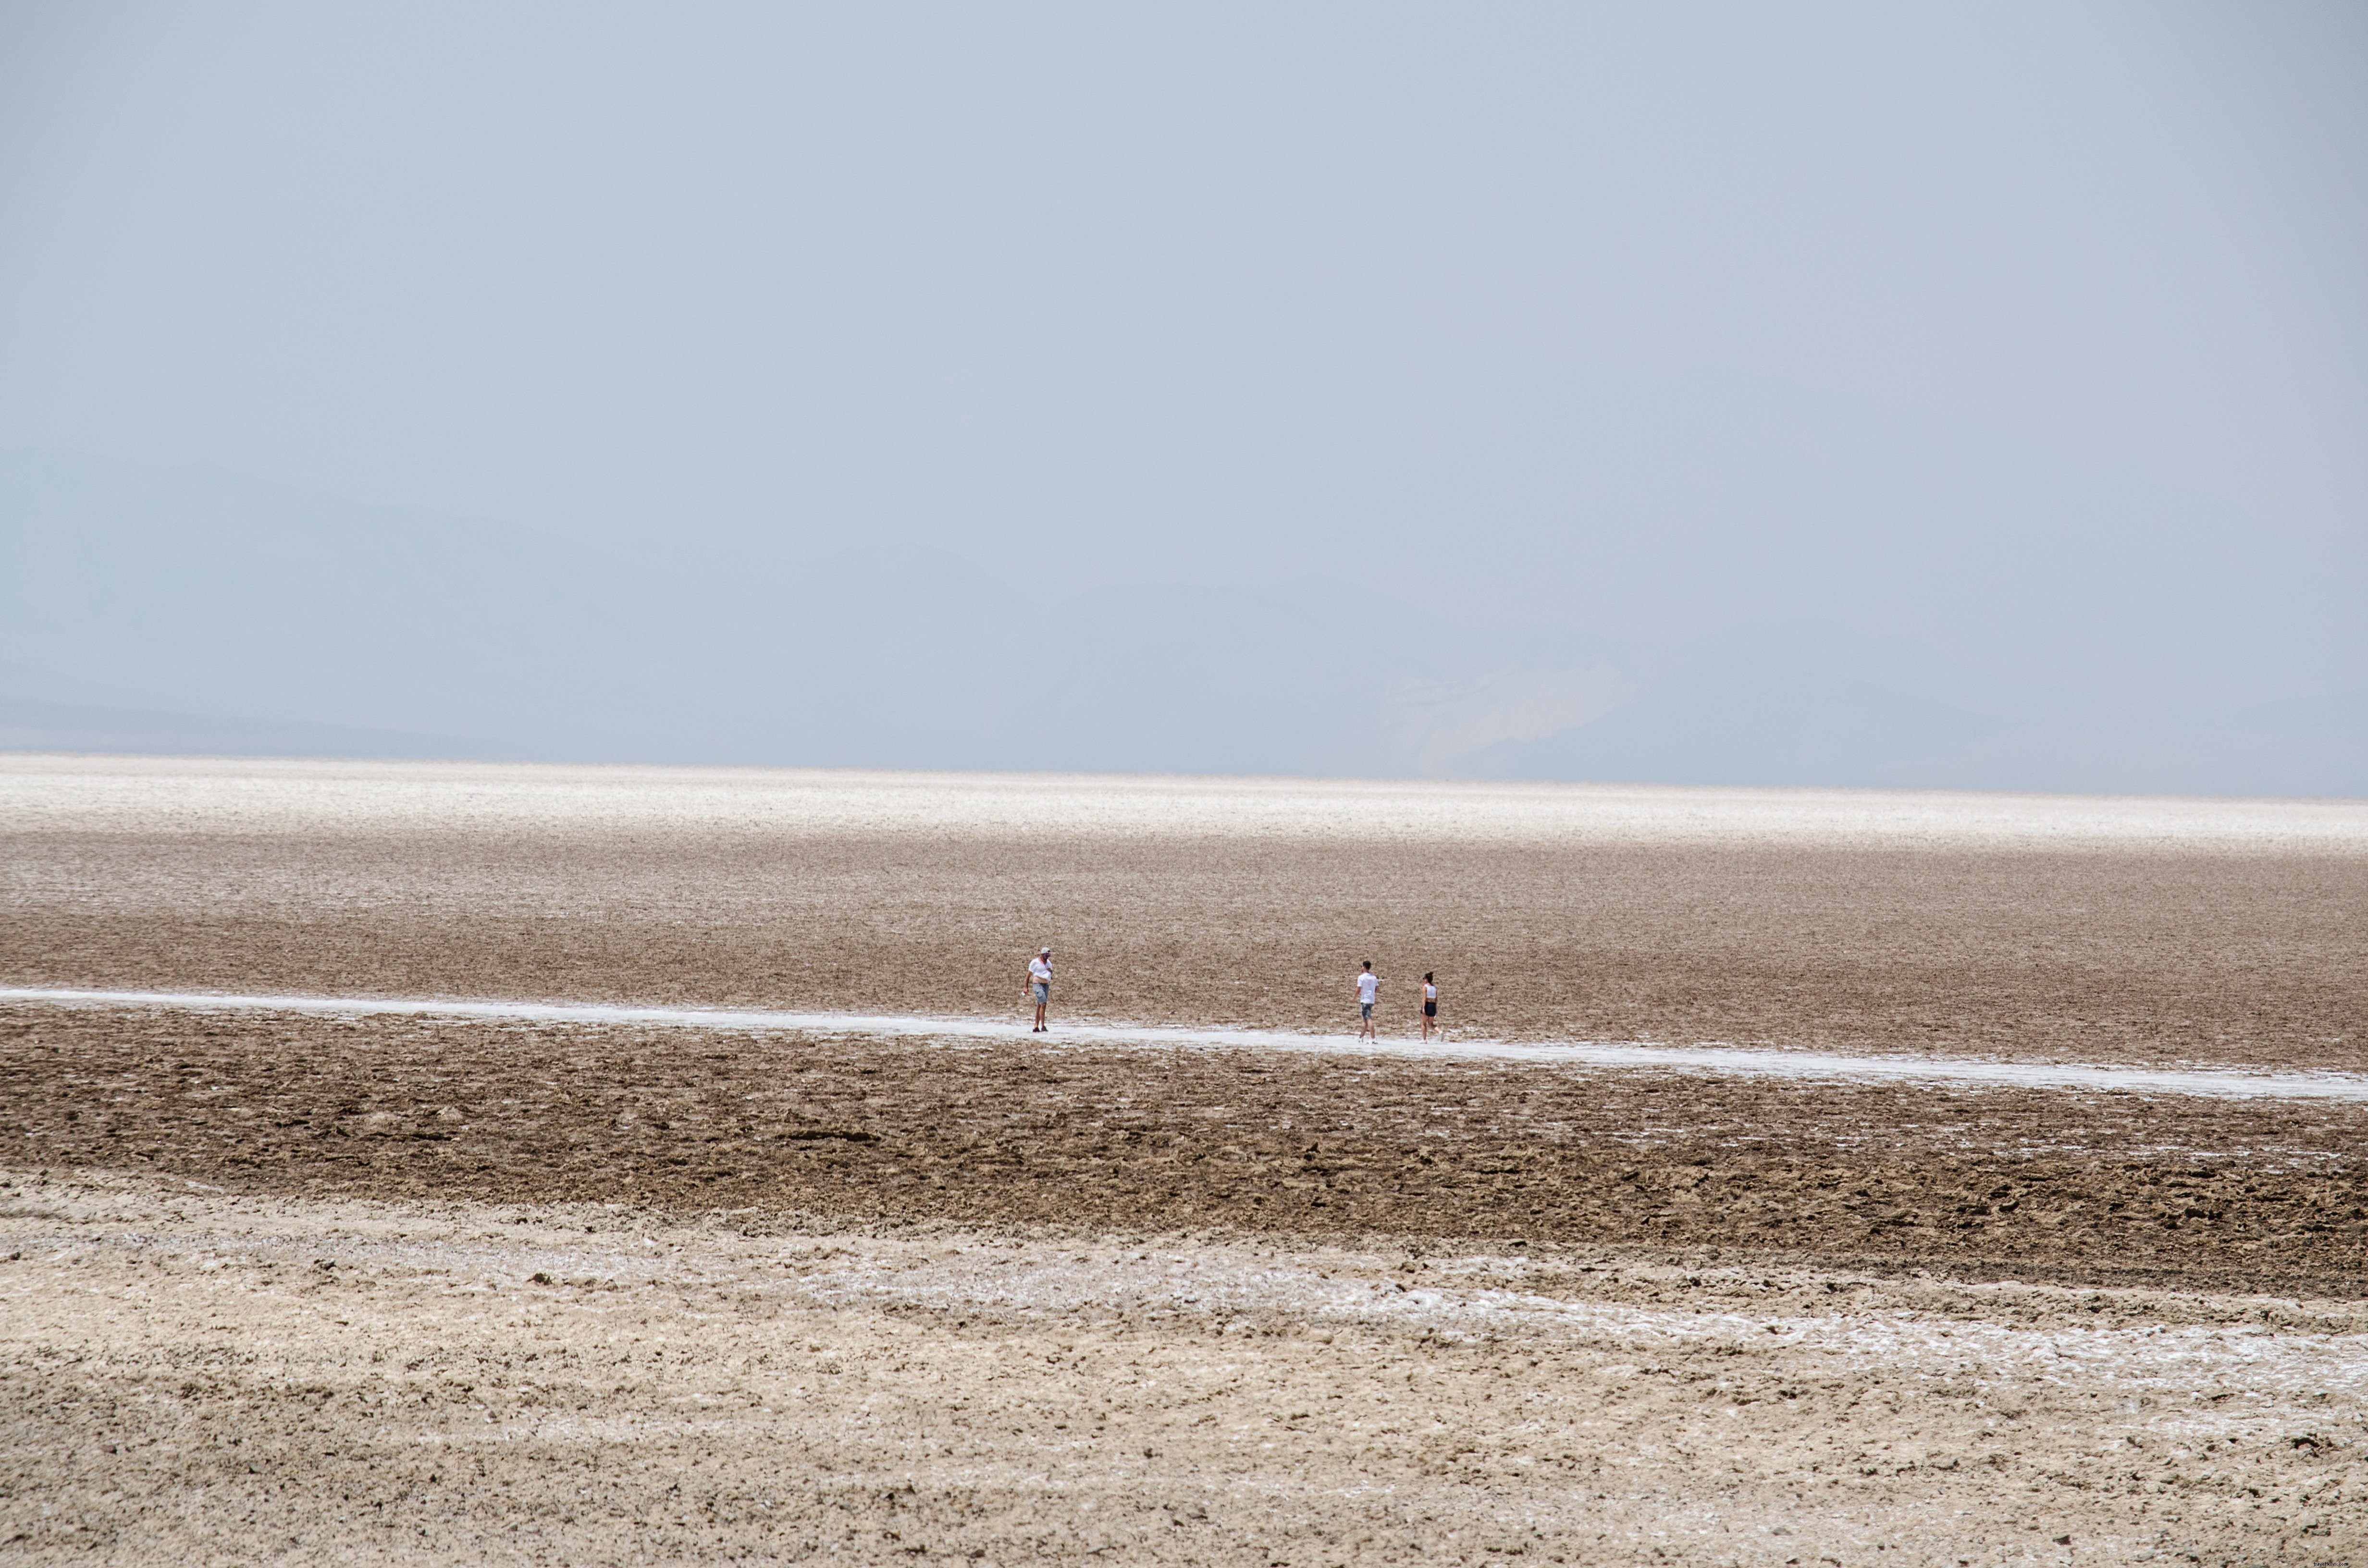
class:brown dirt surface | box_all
[5,1004,2368,1297]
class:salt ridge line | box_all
[6,985,2366,1104]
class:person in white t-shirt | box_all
[1026,947,1053,1032]
[1355,961,1380,1040]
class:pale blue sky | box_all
[0,3,2361,784]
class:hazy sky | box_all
[3,2,2363,706]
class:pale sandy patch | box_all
[3,1167,2360,1565]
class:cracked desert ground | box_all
[3,754,2365,1566]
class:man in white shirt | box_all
[1027,947,1053,1032]
[1355,961,1380,1040]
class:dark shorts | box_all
[1359,1002,1373,1019]
[1423,1001,1437,1017]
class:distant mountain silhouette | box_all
[1478,653,2006,787]
[2,449,2358,796]
[0,691,481,760]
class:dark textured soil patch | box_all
[6,1004,2362,1295]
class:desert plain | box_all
[2,753,2365,1565]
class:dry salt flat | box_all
[6,751,2368,852]
[6,755,2365,1563]
[8,754,2360,1075]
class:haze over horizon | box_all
[2,4,2362,795]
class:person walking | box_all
[1355,960,1380,1040]
[1420,972,1439,1040]
[1026,946,1053,1032]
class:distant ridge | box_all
[3,449,2359,796]
[0,693,483,761]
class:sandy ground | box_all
[3,757,2366,1563]
[4,1166,2362,1567]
